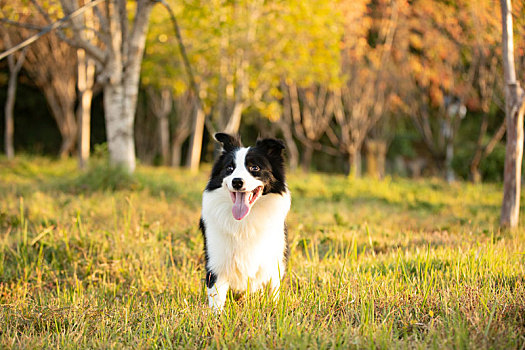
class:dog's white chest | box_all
[202,188,290,291]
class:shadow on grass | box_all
[0,158,189,199]
[57,162,140,193]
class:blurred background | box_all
[1,0,524,182]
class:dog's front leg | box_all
[207,279,229,312]
[269,277,281,301]
[269,261,284,302]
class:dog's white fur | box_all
[201,147,291,311]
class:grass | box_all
[0,156,524,349]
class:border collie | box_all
[200,133,291,311]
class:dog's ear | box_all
[255,138,285,158]
[215,133,241,152]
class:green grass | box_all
[0,156,524,349]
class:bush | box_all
[59,144,139,192]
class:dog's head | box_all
[206,133,286,220]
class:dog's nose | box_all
[232,178,244,190]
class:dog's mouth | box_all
[229,186,264,220]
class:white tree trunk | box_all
[76,2,96,169]
[102,0,153,173]
[224,102,244,135]
[500,0,525,228]
[77,48,95,169]
[186,105,205,172]
[104,82,137,171]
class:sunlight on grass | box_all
[0,157,523,348]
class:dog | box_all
[200,133,291,311]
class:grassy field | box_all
[0,156,524,349]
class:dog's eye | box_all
[226,164,234,173]
[249,165,260,172]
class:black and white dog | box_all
[200,133,291,311]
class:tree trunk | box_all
[377,141,387,180]
[4,46,26,159]
[470,119,506,183]
[13,11,78,158]
[58,113,77,158]
[104,82,136,170]
[348,146,362,178]
[470,113,489,183]
[148,87,173,165]
[41,86,77,158]
[278,118,299,171]
[4,69,16,159]
[500,83,525,228]
[301,144,313,173]
[159,114,170,165]
[440,114,456,183]
[279,81,299,171]
[77,48,95,169]
[444,130,455,183]
[186,105,205,172]
[366,140,387,179]
[170,137,184,167]
[103,0,153,173]
[160,89,172,165]
[76,2,96,170]
[470,161,482,184]
[500,0,525,229]
[1,31,21,159]
[169,91,193,167]
[224,102,244,135]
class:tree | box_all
[142,3,196,168]
[146,87,172,165]
[390,0,494,181]
[75,1,97,169]
[331,0,398,177]
[276,102,300,170]
[140,88,193,167]
[170,91,194,167]
[2,3,79,157]
[44,0,156,172]
[142,0,210,172]
[1,30,27,159]
[469,53,505,183]
[3,0,155,170]
[22,25,78,157]
[466,0,505,183]
[171,0,263,171]
[153,0,342,171]
[500,0,525,229]
[276,0,342,172]
[283,82,337,172]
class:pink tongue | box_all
[232,192,251,220]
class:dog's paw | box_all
[207,283,228,312]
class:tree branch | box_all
[0,17,43,31]
[483,120,506,157]
[0,0,107,63]
[118,0,129,63]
